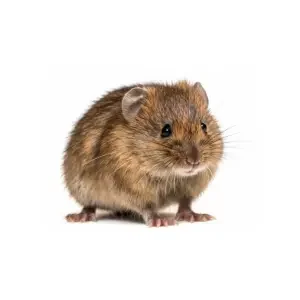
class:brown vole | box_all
[63,80,223,226]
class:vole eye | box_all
[161,124,172,138]
[201,122,207,132]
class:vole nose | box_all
[186,158,200,166]
[186,145,200,166]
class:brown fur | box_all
[63,81,223,224]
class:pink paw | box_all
[65,212,96,223]
[147,216,176,227]
[176,210,216,222]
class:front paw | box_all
[176,209,216,222]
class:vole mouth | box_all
[175,164,207,177]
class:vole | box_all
[63,80,223,226]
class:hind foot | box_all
[176,208,215,222]
[65,207,96,223]
[147,216,176,227]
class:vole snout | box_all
[186,145,201,166]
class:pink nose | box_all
[186,157,200,166]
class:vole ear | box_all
[194,82,209,107]
[122,87,148,122]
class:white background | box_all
[42,63,260,228]
[1,0,300,299]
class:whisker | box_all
[208,133,240,145]
[206,166,214,178]
[206,125,236,142]
[134,161,163,185]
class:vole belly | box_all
[70,168,210,214]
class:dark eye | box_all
[201,122,207,132]
[161,124,172,138]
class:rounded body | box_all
[63,81,223,221]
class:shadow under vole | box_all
[96,211,176,224]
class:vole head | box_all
[121,81,223,177]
